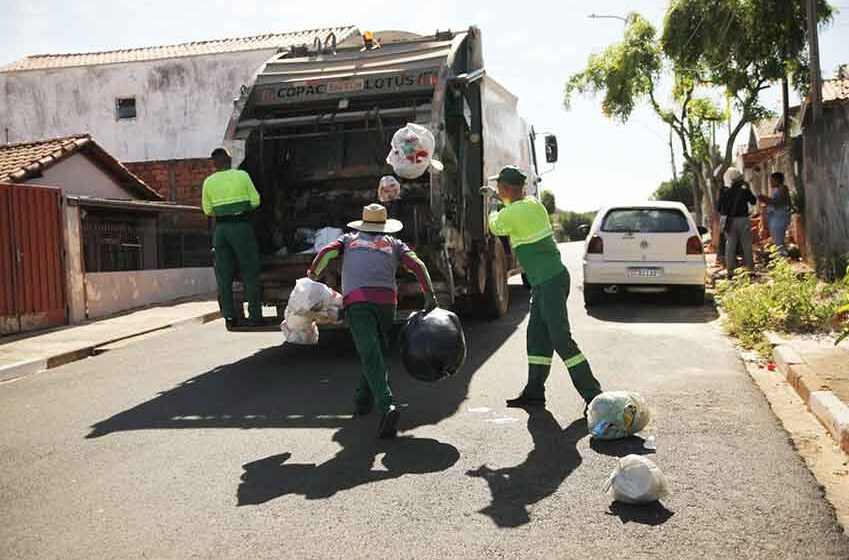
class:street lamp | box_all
[587,13,628,22]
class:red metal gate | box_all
[0,184,67,335]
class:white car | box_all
[582,201,707,306]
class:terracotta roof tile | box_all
[823,77,849,103]
[1,26,358,72]
[0,134,162,200]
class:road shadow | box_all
[584,291,719,324]
[466,410,587,528]
[606,501,675,526]
[87,286,528,438]
[237,419,459,505]
[589,435,655,457]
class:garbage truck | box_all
[222,27,558,330]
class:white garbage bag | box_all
[587,391,652,440]
[280,319,319,345]
[386,123,443,179]
[287,277,337,315]
[281,278,344,344]
[312,227,344,253]
[378,175,402,203]
[603,454,670,504]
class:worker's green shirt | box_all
[488,196,565,287]
[201,169,260,217]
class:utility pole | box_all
[782,75,790,143]
[806,0,823,124]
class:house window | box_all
[115,97,137,120]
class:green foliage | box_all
[540,190,556,215]
[661,0,834,98]
[557,211,596,241]
[716,258,849,354]
[834,266,849,345]
[651,172,696,208]
[564,13,661,122]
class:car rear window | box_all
[601,208,689,233]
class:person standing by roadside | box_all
[758,172,791,257]
[202,148,263,328]
[718,168,756,276]
[481,166,603,415]
[307,203,436,439]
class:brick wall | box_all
[124,158,216,207]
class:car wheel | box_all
[583,284,603,307]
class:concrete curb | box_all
[168,310,222,329]
[0,309,222,383]
[0,358,48,383]
[773,343,849,455]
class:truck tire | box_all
[484,238,510,319]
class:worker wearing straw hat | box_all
[308,203,436,438]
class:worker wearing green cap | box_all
[482,165,602,413]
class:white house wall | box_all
[27,153,134,199]
[0,50,276,161]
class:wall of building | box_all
[63,204,86,323]
[0,49,276,161]
[804,103,849,275]
[84,267,216,319]
[27,153,135,199]
[124,158,216,206]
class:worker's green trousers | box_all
[523,270,602,404]
[213,221,262,320]
[346,302,396,414]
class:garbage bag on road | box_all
[603,454,669,504]
[386,123,443,180]
[587,391,652,439]
[400,307,466,382]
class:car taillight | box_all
[587,235,604,254]
[686,235,703,255]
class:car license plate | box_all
[627,267,661,278]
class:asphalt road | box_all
[2,243,848,559]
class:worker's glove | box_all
[479,186,498,198]
[423,292,438,313]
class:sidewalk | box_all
[770,334,849,454]
[0,298,221,382]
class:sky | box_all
[2,0,848,211]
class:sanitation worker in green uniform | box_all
[202,148,262,328]
[483,166,602,413]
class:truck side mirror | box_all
[544,135,558,163]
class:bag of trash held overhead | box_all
[400,307,466,382]
[603,454,670,504]
[587,391,651,440]
[386,123,444,180]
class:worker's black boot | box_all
[378,405,400,439]
[505,394,547,408]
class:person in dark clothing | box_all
[718,168,756,276]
